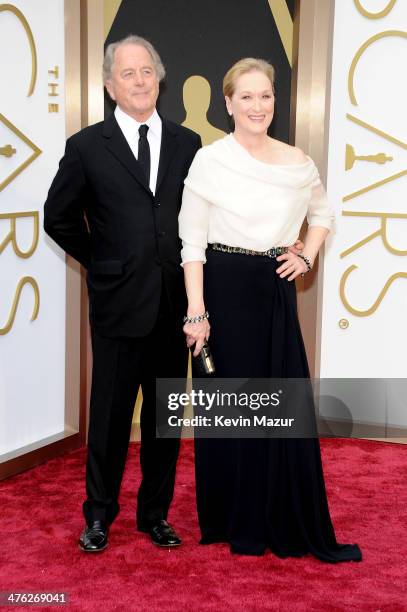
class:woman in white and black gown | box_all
[178,58,361,562]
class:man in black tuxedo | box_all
[44,35,201,552]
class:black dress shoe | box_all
[78,520,109,552]
[149,520,181,547]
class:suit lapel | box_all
[102,113,152,195]
[156,118,179,193]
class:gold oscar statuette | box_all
[0,144,17,157]
[345,144,392,171]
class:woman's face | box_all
[225,70,274,136]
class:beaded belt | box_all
[209,243,288,258]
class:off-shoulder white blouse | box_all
[178,134,334,264]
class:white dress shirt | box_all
[114,105,162,195]
[178,134,334,264]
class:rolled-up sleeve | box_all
[306,176,335,231]
[179,185,211,265]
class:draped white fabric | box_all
[179,134,334,264]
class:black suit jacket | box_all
[44,112,201,337]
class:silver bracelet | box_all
[183,311,210,324]
[297,253,312,276]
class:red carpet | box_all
[0,439,406,611]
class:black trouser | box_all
[83,290,188,528]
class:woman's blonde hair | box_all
[223,58,275,98]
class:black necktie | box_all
[138,124,150,186]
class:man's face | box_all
[105,43,160,121]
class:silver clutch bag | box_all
[192,342,216,376]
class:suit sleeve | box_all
[44,138,91,268]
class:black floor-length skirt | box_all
[195,248,362,562]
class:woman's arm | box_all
[300,226,329,268]
[276,173,334,281]
[179,180,212,356]
[183,262,210,356]
[276,226,328,281]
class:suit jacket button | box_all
[155,258,162,266]
[158,231,166,237]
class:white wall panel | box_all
[0,0,67,455]
[321,1,407,381]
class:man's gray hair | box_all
[103,34,166,82]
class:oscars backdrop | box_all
[104,0,294,142]
[320,0,407,431]
[0,0,67,459]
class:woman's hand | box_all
[276,251,309,281]
[288,239,304,255]
[183,319,210,356]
